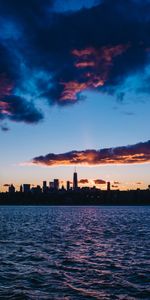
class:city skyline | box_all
[4,171,112,194]
[0,0,150,192]
[1,168,149,193]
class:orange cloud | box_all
[31,140,150,167]
[112,185,119,189]
[75,62,95,68]
[94,179,106,185]
[79,179,89,184]
[72,48,96,57]
[60,81,87,101]
[0,101,11,114]
[60,44,129,101]
[0,75,13,98]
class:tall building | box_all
[31,185,42,194]
[23,184,30,193]
[9,184,15,193]
[67,181,70,191]
[107,181,111,191]
[43,181,47,193]
[73,171,78,190]
[49,182,54,189]
[54,179,59,190]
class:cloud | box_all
[112,185,119,188]
[94,179,106,185]
[1,125,9,131]
[3,184,10,187]
[0,1,150,125]
[0,96,43,124]
[114,181,121,185]
[53,0,100,13]
[79,179,89,184]
[31,140,150,167]
[59,44,129,102]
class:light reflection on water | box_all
[0,206,150,299]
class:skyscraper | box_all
[20,185,23,193]
[54,179,59,190]
[107,181,111,191]
[23,184,30,193]
[67,181,70,191]
[9,184,15,193]
[73,171,78,190]
[49,182,54,189]
[43,181,47,193]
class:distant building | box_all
[20,185,23,193]
[31,185,42,194]
[43,181,47,193]
[49,182,54,189]
[67,181,70,191]
[107,181,111,191]
[82,187,90,191]
[9,184,15,193]
[91,186,96,190]
[23,184,30,193]
[54,179,59,190]
[73,171,78,190]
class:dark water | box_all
[0,206,150,300]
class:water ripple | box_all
[0,206,150,299]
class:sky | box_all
[0,0,150,191]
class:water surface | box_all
[0,206,150,299]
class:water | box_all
[0,206,150,300]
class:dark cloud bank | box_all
[1,0,150,126]
[32,140,150,166]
